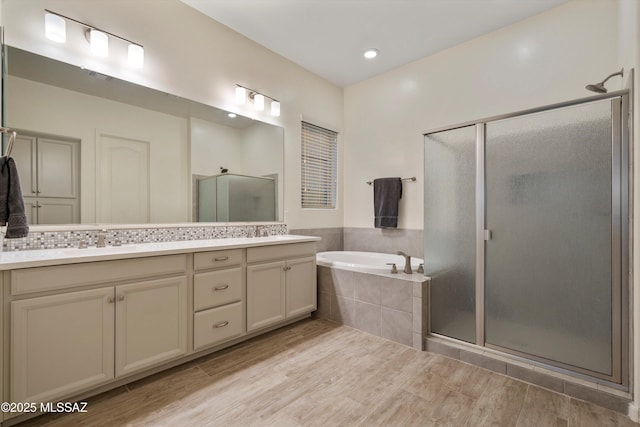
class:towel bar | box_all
[366,176,416,185]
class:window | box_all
[301,121,337,209]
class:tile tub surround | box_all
[290,227,423,257]
[425,336,633,416]
[344,227,424,259]
[289,227,344,252]
[1,223,288,252]
[316,265,428,349]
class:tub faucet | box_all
[397,251,413,274]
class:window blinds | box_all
[301,121,337,209]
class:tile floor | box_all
[14,319,639,426]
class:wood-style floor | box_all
[17,319,639,427]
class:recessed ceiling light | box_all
[364,49,379,59]
[228,113,237,118]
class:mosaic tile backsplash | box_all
[2,224,288,252]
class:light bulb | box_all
[128,44,144,68]
[270,100,280,117]
[235,86,247,104]
[45,13,66,43]
[90,29,109,57]
[254,94,264,111]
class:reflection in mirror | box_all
[3,46,284,225]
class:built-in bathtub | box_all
[316,251,423,274]
[315,251,429,349]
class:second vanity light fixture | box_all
[235,84,281,117]
[44,9,144,68]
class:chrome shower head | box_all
[585,68,624,93]
[585,83,607,93]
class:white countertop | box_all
[0,235,321,270]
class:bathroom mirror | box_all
[2,46,284,225]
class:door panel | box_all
[425,125,477,343]
[484,100,615,377]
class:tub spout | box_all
[397,251,413,274]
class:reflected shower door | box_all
[484,99,618,377]
[425,125,477,343]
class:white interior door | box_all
[97,132,150,223]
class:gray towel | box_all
[0,156,29,238]
[373,177,402,229]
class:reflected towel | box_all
[0,156,29,238]
[373,177,402,229]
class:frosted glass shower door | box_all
[425,125,477,343]
[484,99,619,378]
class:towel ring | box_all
[0,127,17,157]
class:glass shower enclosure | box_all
[424,92,629,384]
[198,173,276,222]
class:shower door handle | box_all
[484,229,492,241]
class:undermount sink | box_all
[63,246,137,256]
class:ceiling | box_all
[181,0,569,87]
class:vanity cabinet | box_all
[246,242,317,332]
[11,288,115,403]
[9,255,188,404]
[13,134,80,224]
[1,237,319,425]
[193,249,245,350]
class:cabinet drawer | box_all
[11,255,187,295]
[194,302,243,350]
[194,268,242,311]
[246,242,316,264]
[194,249,243,271]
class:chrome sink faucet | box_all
[397,251,413,274]
[97,229,107,248]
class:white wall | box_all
[344,0,622,229]
[6,76,188,223]
[1,0,344,229]
[190,118,242,177]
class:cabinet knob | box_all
[117,295,125,302]
[107,297,115,304]
[283,266,291,271]
[213,256,229,262]
[213,321,229,328]
[213,284,229,291]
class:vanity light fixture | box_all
[44,9,144,68]
[235,84,281,117]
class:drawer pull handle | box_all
[117,295,125,302]
[213,256,229,262]
[107,297,115,304]
[214,284,229,291]
[283,266,291,271]
[214,321,229,328]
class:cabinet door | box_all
[11,288,115,403]
[11,135,37,197]
[115,276,187,377]
[23,196,39,225]
[36,198,79,224]
[37,138,79,198]
[286,256,317,318]
[247,261,286,332]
